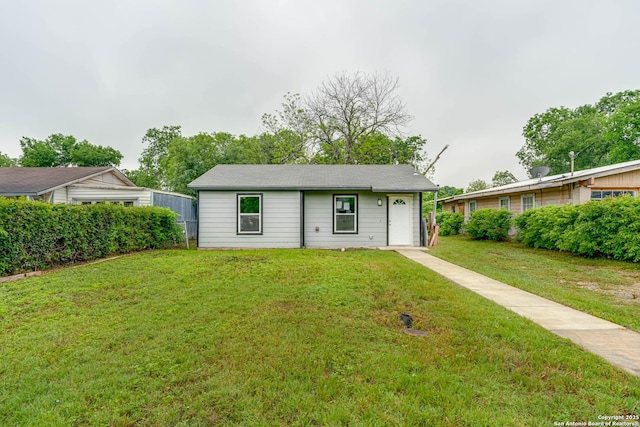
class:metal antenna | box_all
[569,151,575,176]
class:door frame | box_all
[387,194,413,246]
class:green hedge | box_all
[436,212,464,236]
[514,196,640,262]
[465,208,512,241]
[513,204,578,250]
[0,198,183,276]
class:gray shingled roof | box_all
[0,167,134,196]
[188,164,439,192]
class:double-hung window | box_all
[237,194,262,234]
[334,195,357,233]
[521,194,535,212]
[499,197,510,210]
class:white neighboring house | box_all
[0,167,196,238]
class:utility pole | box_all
[424,144,449,175]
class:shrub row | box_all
[436,212,464,236]
[0,198,183,276]
[514,196,640,262]
[465,208,512,241]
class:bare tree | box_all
[305,71,412,163]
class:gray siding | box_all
[411,192,421,246]
[304,191,387,248]
[198,191,300,248]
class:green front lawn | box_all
[1,249,639,426]
[429,235,640,333]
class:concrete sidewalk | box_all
[396,249,640,377]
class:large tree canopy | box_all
[516,90,640,175]
[145,131,305,195]
[128,72,430,195]
[19,134,122,167]
[306,71,412,163]
[265,71,418,165]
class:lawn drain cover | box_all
[403,328,427,336]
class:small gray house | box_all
[187,164,439,249]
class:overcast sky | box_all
[1,0,639,188]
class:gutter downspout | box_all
[300,191,305,248]
[433,189,438,219]
[196,191,200,249]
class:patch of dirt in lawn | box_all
[562,279,640,304]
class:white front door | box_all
[388,195,412,246]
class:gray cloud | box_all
[1,0,638,188]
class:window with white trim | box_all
[468,200,477,214]
[499,197,510,210]
[334,195,357,233]
[591,190,636,201]
[237,194,262,234]
[76,199,137,206]
[521,194,535,211]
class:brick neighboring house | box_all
[441,159,640,221]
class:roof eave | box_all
[447,181,566,201]
[189,185,437,192]
[372,187,439,193]
[27,167,136,195]
[0,192,39,197]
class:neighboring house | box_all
[441,159,640,220]
[187,164,439,249]
[0,167,196,238]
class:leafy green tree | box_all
[261,92,313,163]
[0,152,18,167]
[466,179,489,193]
[605,99,640,163]
[516,90,640,175]
[350,134,428,168]
[20,134,70,166]
[138,125,183,189]
[19,134,122,167]
[162,132,254,195]
[70,141,123,166]
[595,90,640,115]
[122,168,158,188]
[491,170,517,187]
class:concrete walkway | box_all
[396,249,640,377]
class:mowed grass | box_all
[1,249,639,426]
[429,235,640,333]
